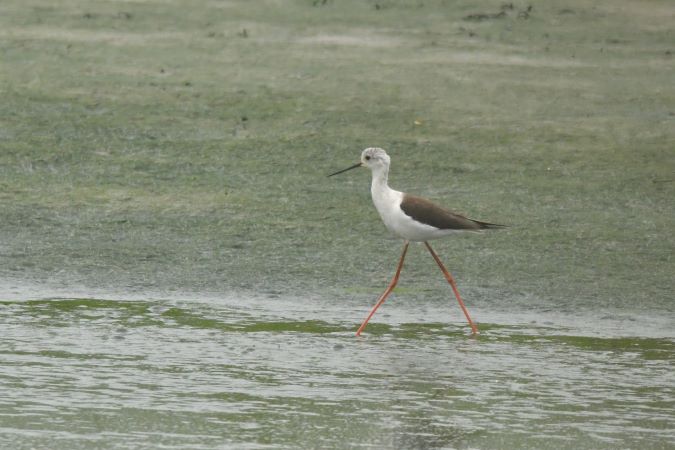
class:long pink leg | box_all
[424,242,479,335]
[356,241,409,336]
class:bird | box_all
[329,147,504,336]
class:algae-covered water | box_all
[1,293,673,449]
[1,0,674,448]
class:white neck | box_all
[370,164,389,191]
[368,162,404,237]
[370,163,400,211]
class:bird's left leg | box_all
[356,241,409,336]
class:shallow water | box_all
[1,0,674,448]
[1,294,673,449]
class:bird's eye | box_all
[365,156,371,161]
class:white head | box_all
[360,147,390,171]
[328,147,391,178]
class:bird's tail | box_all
[475,220,507,230]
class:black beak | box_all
[328,162,362,177]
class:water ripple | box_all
[1,297,673,449]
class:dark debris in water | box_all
[463,4,532,21]
[463,11,507,22]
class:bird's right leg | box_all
[356,241,409,336]
[424,241,479,335]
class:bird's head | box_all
[360,147,390,171]
[328,147,390,177]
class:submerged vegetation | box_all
[0,0,673,311]
[1,2,674,449]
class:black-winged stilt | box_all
[329,147,504,336]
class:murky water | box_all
[1,0,674,447]
[1,294,672,449]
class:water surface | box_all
[1,294,672,449]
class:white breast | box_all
[370,184,452,242]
